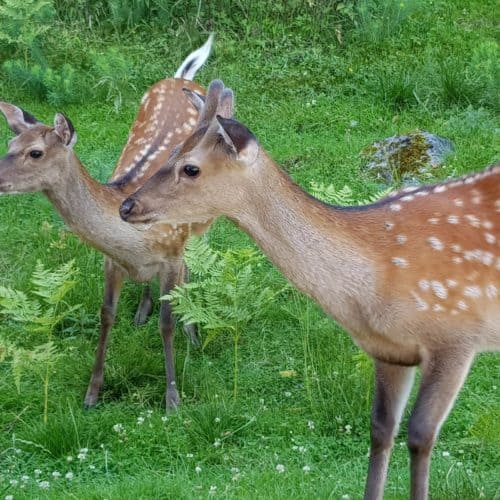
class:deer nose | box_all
[120,198,137,221]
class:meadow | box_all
[0,0,499,498]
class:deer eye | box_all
[183,164,200,177]
[30,150,43,159]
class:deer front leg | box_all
[84,258,124,408]
[159,265,182,409]
[134,285,153,325]
[181,263,200,346]
[364,361,415,500]
[407,349,474,500]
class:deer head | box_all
[120,80,260,225]
[0,102,77,194]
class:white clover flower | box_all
[38,481,50,490]
[341,495,350,500]
[65,472,74,481]
[146,410,153,417]
[5,495,14,500]
[302,465,311,473]
[230,467,240,474]
[34,470,42,477]
[214,417,221,423]
[284,391,292,397]
[66,456,73,462]
[161,416,168,422]
[79,448,88,454]
[77,452,86,460]
[442,451,450,457]
[186,453,194,459]
[213,439,221,448]
[21,475,29,482]
[344,424,352,434]
[137,416,145,425]
[209,485,217,496]
[307,420,315,430]
[195,466,202,474]
[298,446,306,453]
[113,423,124,434]
[9,480,18,487]
[52,471,61,479]
[275,464,285,473]
[89,465,96,471]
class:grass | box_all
[0,0,499,498]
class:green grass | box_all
[0,0,499,498]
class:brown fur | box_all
[122,81,500,499]
[0,75,209,409]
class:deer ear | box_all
[217,88,234,119]
[0,102,39,135]
[215,115,258,164]
[54,113,77,148]
[182,88,205,114]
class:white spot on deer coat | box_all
[431,281,447,299]
[427,237,444,251]
[464,286,481,298]
[485,233,496,244]
[392,257,408,268]
[390,203,402,212]
[486,284,498,299]
[411,292,429,311]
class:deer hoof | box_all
[166,388,181,409]
[83,391,98,410]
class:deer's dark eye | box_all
[30,150,43,159]
[183,164,200,177]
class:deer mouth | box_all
[119,197,154,224]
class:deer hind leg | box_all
[84,258,124,408]
[134,285,153,326]
[407,349,474,500]
[364,362,415,500]
[159,263,185,409]
[180,263,200,346]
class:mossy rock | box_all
[361,130,454,184]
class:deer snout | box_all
[119,197,138,221]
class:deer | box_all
[0,34,214,410]
[120,80,500,499]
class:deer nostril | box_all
[120,198,136,220]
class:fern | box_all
[310,181,393,206]
[0,260,81,422]
[164,237,287,399]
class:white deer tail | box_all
[174,33,214,80]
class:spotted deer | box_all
[120,80,500,499]
[0,35,214,409]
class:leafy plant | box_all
[0,0,55,61]
[91,48,136,112]
[2,59,85,106]
[310,181,393,205]
[0,260,81,423]
[164,237,287,400]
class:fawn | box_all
[0,35,213,409]
[120,80,500,499]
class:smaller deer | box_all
[0,36,214,409]
[120,81,500,499]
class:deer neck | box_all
[233,155,376,330]
[43,155,144,256]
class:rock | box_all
[361,131,454,184]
